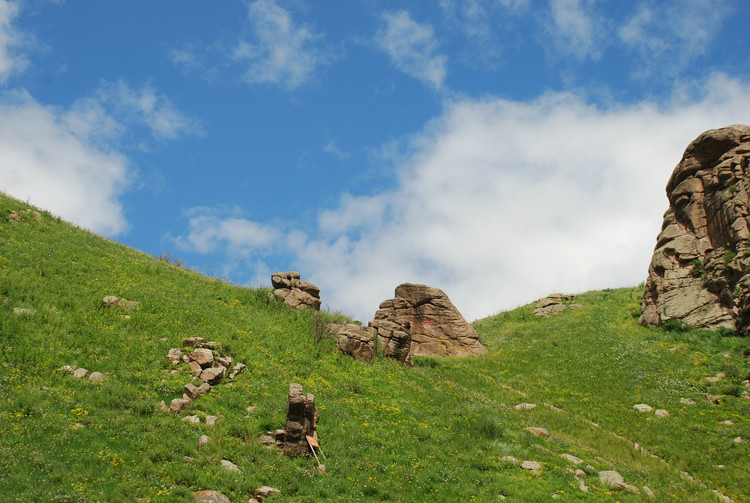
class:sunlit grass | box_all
[0,192,748,502]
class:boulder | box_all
[228,362,246,379]
[190,348,214,368]
[200,366,225,385]
[640,125,750,333]
[170,398,190,414]
[167,348,182,365]
[336,324,375,363]
[101,295,139,311]
[193,490,231,503]
[271,271,321,310]
[369,283,487,360]
[598,470,640,494]
[219,459,240,473]
[254,486,281,501]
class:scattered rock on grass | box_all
[525,427,550,438]
[521,460,543,471]
[8,211,20,222]
[654,409,669,418]
[198,435,209,447]
[12,307,36,316]
[73,368,89,379]
[167,348,182,364]
[88,371,105,382]
[734,437,745,444]
[229,363,246,379]
[101,295,139,311]
[702,394,720,405]
[206,415,218,426]
[598,470,640,494]
[680,398,696,405]
[633,404,653,412]
[561,454,583,464]
[193,490,231,503]
[184,415,200,425]
[254,486,281,500]
[515,403,537,410]
[170,398,190,414]
[219,459,240,473]
[643,486,656,499]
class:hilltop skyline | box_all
[1,0,750,320]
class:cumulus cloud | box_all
[544,0,604,61]
[0,81,198,236]
[232,0,332,90]
[0,90,130,236]
[0,0,26,82]
[375,10,448,90]
[619,0,729,77]
[173,206,281,255]
[172,74,750,322]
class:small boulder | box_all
[336,324,375,363]
[561,454,583,464]
[654,409,670,418]
[8,211,20,222]
[206,415,218,426]
[88,371,105,382]
[598,471,640,494]
[254,486,281,500]
[184,415,200,425]
[170,398,191,414]
[184,383,211,400]
[633,404,653,412]
[525,427,550,438]
[515,403,537,410]
[183,337,205,347]
[73,368,89,379]
[198,435,209,447]
[521,460,543,471]
[220,459,240,473]
[190,348,214,368]
[680,398,696,405]
[12,307,36,316]
[167,348,182,365]
[229,362,246,379]
[216,356,232,369]
[193,490,231,503]
[200,366,226,385]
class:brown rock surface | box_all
[641,125,750,334]
[283,383,319,456]
[272,271,321,310]
[336,324,376,363]
[369,283,487,359]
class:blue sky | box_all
[2,0,750,321]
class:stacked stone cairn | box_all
[271,271,321,310]
[165,337,246,414]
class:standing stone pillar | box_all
[283,383,319,456]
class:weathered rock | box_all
[228,362,246,379]
[283,383,319,456]
[598,471,640,494]
[88,371,105,382]
[521,460,543,471]
[368,319,412,365]
[167,348,182,365]
[188,361,203,375]
[219,459,240,473]
[561,453,583,464]
[369,283,487,361]
[680,398,696,405]
[200,366,225,385]
[12,307,36,316]
[190,348,214,368]
[336,324,375,363]
[216,356,232,369]
[193,490,231,503]
[184,415,200,425]
[73,368,88,379]
[206,415,218,426]
[170,398,191,414]
[184,383,211,400]
[8,211,20,222]
[702,393,720,405]
[198,435,209,447]
[643,486,656,499]
[101,295,139,311]
[641,125,750,333]
[183,337,205,347]
[272,271,321,310]
[254,486,281,501]
[515,403,537,410]
[61,365,75,373]
[654,409,670,418]
[525,427,550,438]
[633,403,653,412]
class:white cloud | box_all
[232,0,332,90]
[375,10,448,90]
[619,0,729,77]
[174,206,281,255]
[172,75,750,322]
[0,81,199,237]
[92,80,201,140]
[545,0,604,61]
[0,90,130,236]
[0,0,25,82]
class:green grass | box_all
[0,192,748,502]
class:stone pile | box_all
[267,383,319,457]
[532,294,583,318]
[369,283,487,360]
[61,365,106,382]
[165,337,246,414]
[640,124,750,333]
[271,271,321,310]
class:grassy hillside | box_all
[0,191,748,502]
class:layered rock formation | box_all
[271,271,321,310]
[640,125,750,334]
[336,324,376,363]
[282,383,319,456]
[370,283,487,358]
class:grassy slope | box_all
[0,192,748,502]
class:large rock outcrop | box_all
[640,125,750,334]
[370,283,487,358]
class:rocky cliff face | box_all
[640,125,750,334]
